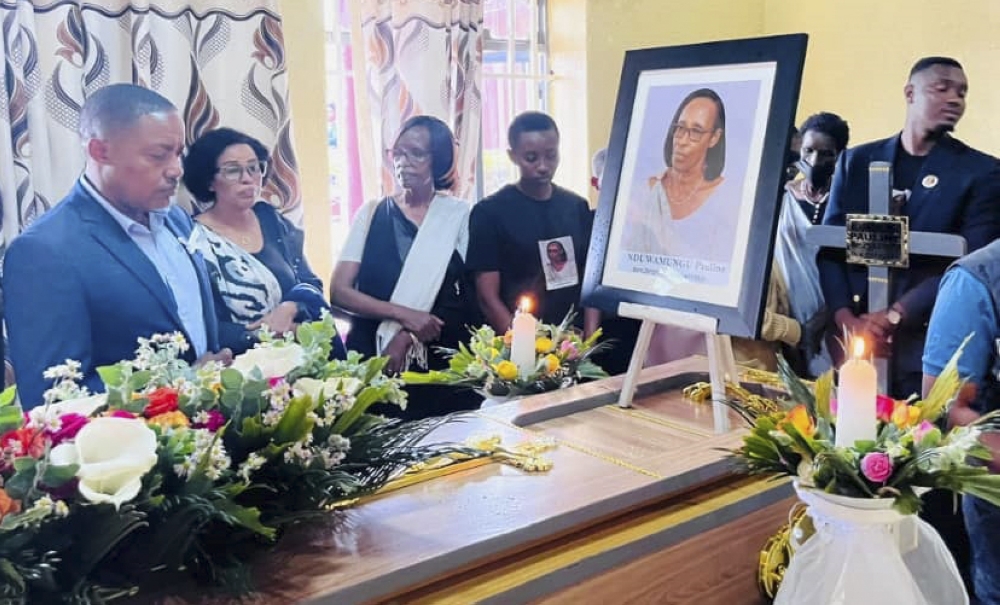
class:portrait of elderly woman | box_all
[622,88,739,267]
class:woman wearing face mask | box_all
[772,112,850,376]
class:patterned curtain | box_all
[360,0,483,202]
[0,0,303,260]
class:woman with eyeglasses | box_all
[330,115,480,419]
[621,88,736,273]
[182,127,344,357]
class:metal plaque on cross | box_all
[807,161,966,394]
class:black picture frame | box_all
[582,34,808,338]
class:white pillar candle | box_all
[510,297,537,378]
[836,337,877,448]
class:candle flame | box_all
[853,337,865,359]
[518,296,533,314]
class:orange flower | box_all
[503,330,513,346]
[783,404,816,438]
[544,353,560,374]
[0,488,20,522]
[147,410,190,429]
[892,403,921,429]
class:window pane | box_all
[484,0,509,39]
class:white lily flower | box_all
[230,343,305,379]
[50,417,158,508]
[294,376,361,402]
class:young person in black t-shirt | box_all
[467,112,600,336]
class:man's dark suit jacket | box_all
[3,182,220,408]
[818,134,1000,397]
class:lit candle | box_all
[510,296,537,378]
[835,337,877,448]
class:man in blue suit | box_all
[818,56,1000,399]
[4,83,231,408]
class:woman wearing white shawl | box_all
[330,116,480,419]
[772,112,850,376]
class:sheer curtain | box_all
[359,0,483,201]
[0,0,304,261]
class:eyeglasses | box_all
[388,147,431,164]
[217,162,267,182]
[671,124,714,143]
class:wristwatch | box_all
[886,308,903,327]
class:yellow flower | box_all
[487,347,501,360]
[210,382,222,394]
[544,353,560,374]
[495,360,519,381]
[535,337,554,353]
[783,404,815,438]
[892,403,921,429]
[147,410,190,429]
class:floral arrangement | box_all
[402,312,610,398]
[727,348,1000,515]
[0,316,467,603]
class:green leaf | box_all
[4,467,36,500]
[127,370,153,391]
[0,558,25,592]
[220,368,244,390]
[272,396,315,445]
[921,334,971,422]
[42,463,79,487]
[778,355,816,419]
[221,389,243,412]
[12,457,36,474]
[214,500,277,539]
[0,386,18,408]
[0,405,24,435]
[814,370,834,423]
[96,365,125,388]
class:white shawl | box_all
[371,194,469,370]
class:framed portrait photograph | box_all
[583,34,808,338]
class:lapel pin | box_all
[922,174,939,189]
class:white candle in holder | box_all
[836,337,877,448]
[510,297,537,378]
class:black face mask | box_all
[797,160,835,190]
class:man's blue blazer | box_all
[4,182,220,408]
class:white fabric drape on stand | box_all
[0,0,303,261]
[359,0,483,201]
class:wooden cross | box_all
[807,161,966,394]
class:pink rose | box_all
[912,420,936,444]
[109,410,137,419]
[876,395,896,423]
[860,452,893,483]
[559,340,580,360]
[48,413,88,446]
[268,377,285,388]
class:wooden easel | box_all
[616,302,736,434]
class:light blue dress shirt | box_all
[81,178,208,356]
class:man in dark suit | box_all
[819,56,1000,400]
[4,83,231,408]
[818,57,1000,586]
